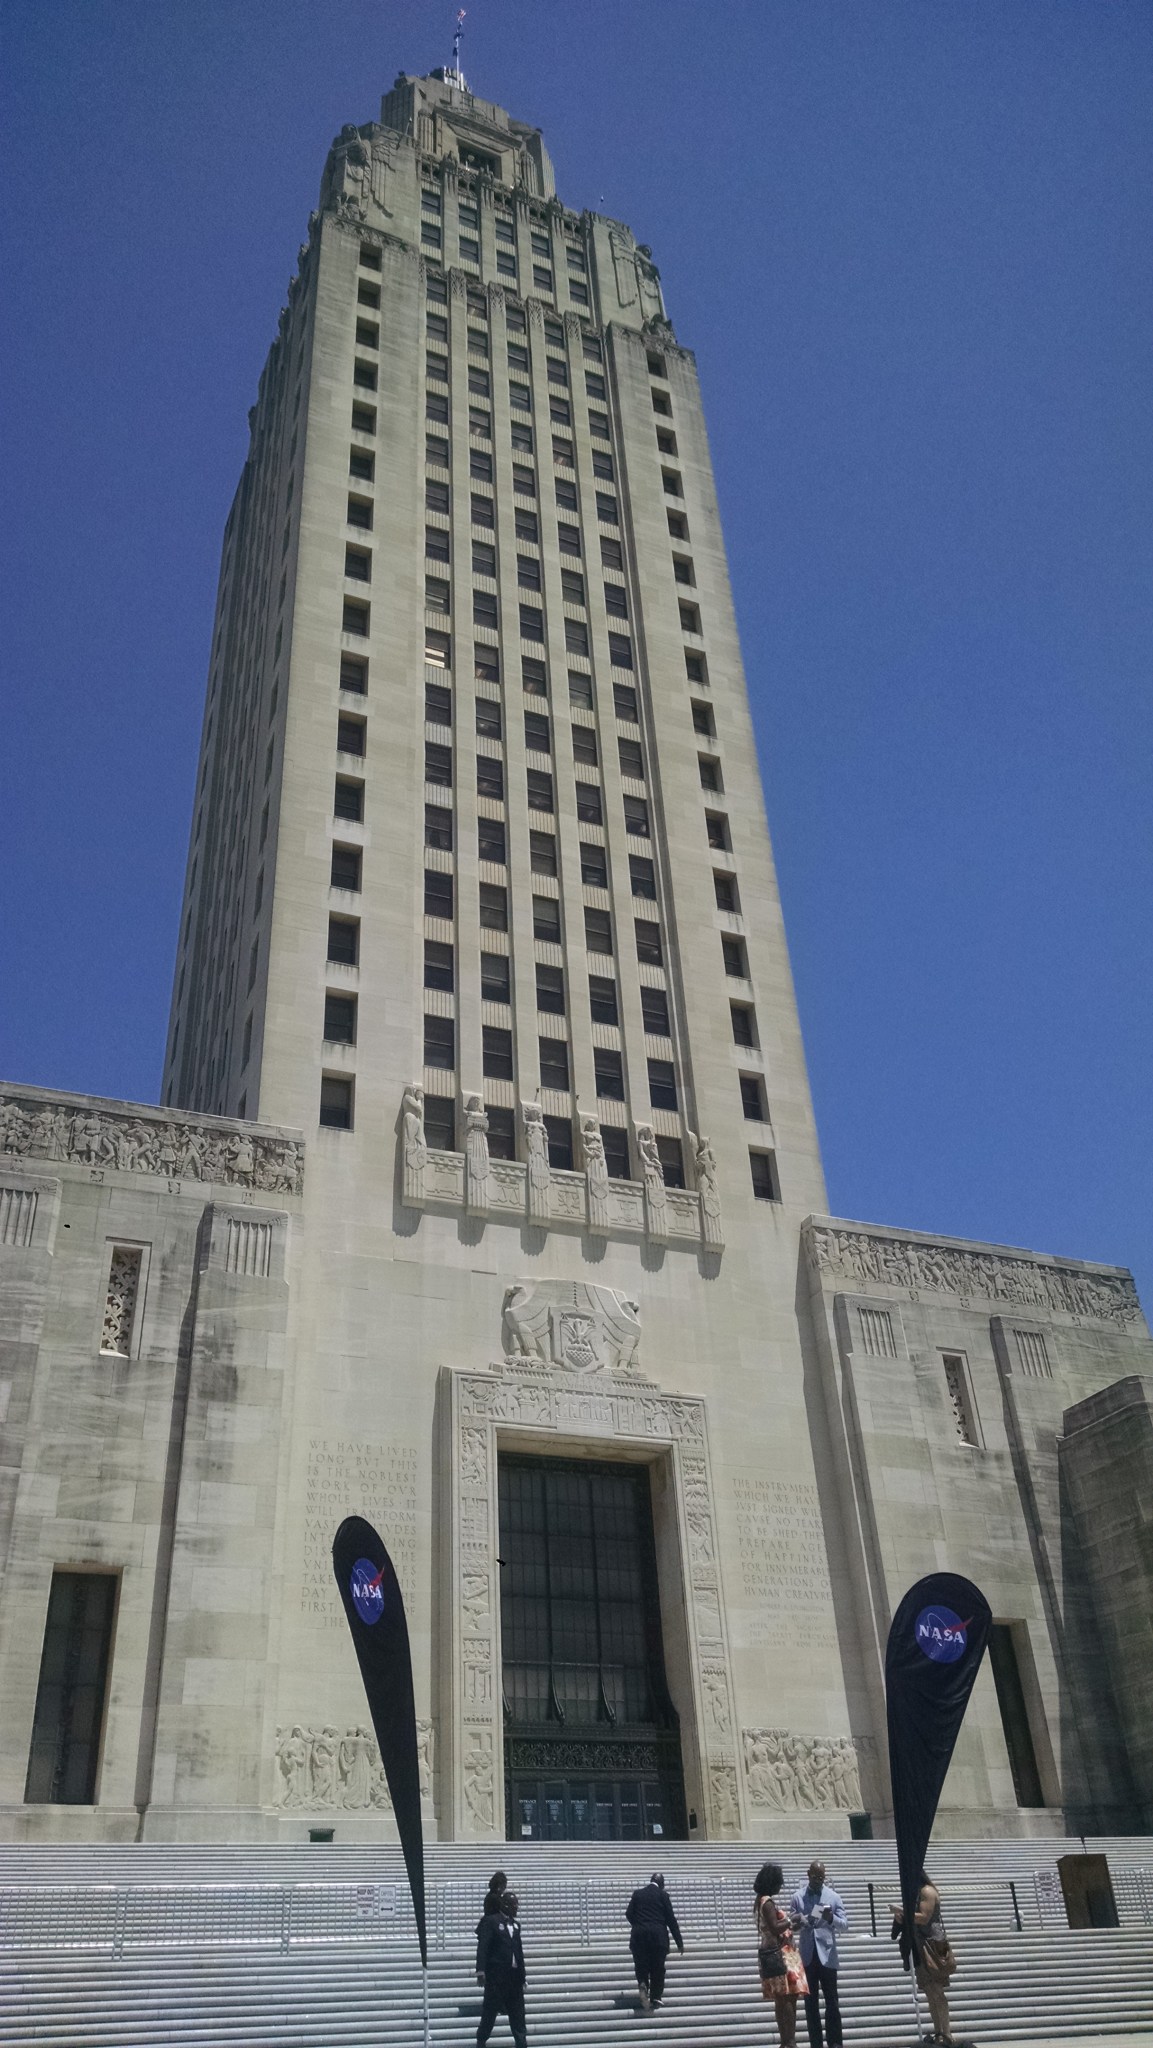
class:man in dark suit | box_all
[626,1871,684,2012]
[476,1889,528,2048]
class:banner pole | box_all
[422,1959,431,2048]
[910,1969,925,2041]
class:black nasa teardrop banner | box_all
[885,1572,992,1962]
[332,1515,427,1966]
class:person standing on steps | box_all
[755,1862,807,2048]
[476,1889,528,2048]
[891,1871,956,2045]
[480,1869,509,1921]
[791,1859,847,2048]
[626,1870,684,2012]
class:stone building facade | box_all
[1,70,1149,1843]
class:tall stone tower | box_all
[158,66,842,1840]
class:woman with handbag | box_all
[755,1862,809,2048]
[890,1871,956,2044]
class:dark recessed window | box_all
[24,1571,117,1804]
[475,698,502,739]
[424,1094,455,1150]
[641,986,670,1037]
[425,630,451,668]
[480,882,509,931]
[478,817,507,865]
[692,700,714,735]
[596,493,619,525]
[473,540,496,577]
[351,403,376,435]
[425,803,453,851]
[635,919,662,966]
[602,1125,630,1179]
[483,1027,514,1080]
[714,873,738,912]
[328,916,359,966]
[536,964,565,1015]
[686,652,707,684]
[324,993,357,1044]
[347,495,373,529]
[731,1004,756,1048]
[706,813,729,851]
[565,618,589,658]
[722,936,747,978]
[425,682,452,726]
[472,494,495,528]
[530,830,557,877]
[526,768,554,812]
[657,1135,685,1188]
[425,741,452,786]
[320,1076,354,1129]
[580,842,608,889]
[556,477,579,512]
[585,906,613,954]
[648,1059,677,1110]
[470,450,493,484]
[424,869,454,920]
[487,1106,516,1160]
[561,568,585,605]
[568,671,594,710]
[473,589,498,629]
[572,725,598,767]
[425,480,450,517]
[740,1075,766,1121]
[426,575,450,615]
[589,975,618,1026]
[516,509,539,544]
[750,1150,781,1202]
[343,599,370,636]
[424,1016,455,1070]
[544,1115,574,1170]
[338,716,366,756]
[476,757,505,802]
[426,524,450,563]
[424,940,454,992]
[576,783,603,826]
[522,656,547,696]
[340,654,368,693]
[608,633,633,670]
[513,465,537,498]
[353,360,377,391]
[558,522,582,557]
[331,844,362,891]
[518,555,542,590]
[524,711,551,753]
[629,855,656,899]
[533,893,561,943]
[594,1048,624,1100]
[699,757,721,792]
[539,1037,570,1091]
[334,778,364,822]
[674,556,695,586]
[520,604,545,643]
[682,607,704,637]
[614,683,638,721]
[481,951,511,1004]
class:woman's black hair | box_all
[489,1869,509,1892]
[754,1861,784,1896]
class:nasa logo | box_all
[350,1556,385,1626]
[914,1605,969,1664]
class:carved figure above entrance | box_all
[501,1279,642,1375]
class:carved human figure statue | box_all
[521,1101,550,1222]
[502,1283,545,1361]
[635,1123,669,1242]
[580,1114,610,1234]
[401,1083,427,1203]
[463,1093,490,1210]
[692,1131,724,1249]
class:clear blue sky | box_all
[2,1,1150,1301]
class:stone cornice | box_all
[803,1216,1141,1327]
[0,1083,304,1198]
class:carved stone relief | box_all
[805,1221,1139,1325]
[500,1279,642,1375]
[742,1728,862,1813]
[275,1721,434,1809]
[0,1089,303,1196]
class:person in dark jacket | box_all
[476,1890,527,2048]
[481,1869,509,1921]
[626,1871,684,2012]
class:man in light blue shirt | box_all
[791,1860,848,2048]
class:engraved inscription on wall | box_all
[301,1439,419,1629]
[733,1477,835,1643]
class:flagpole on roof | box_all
[450,8,467,86]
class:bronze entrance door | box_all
[498,1454,685,1842]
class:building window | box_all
[424,1016,456,1069]
[601,1125,630,1179]
[526,769,554,812]
[714,872,738,912]
[353,360,377,391]
[706,813,729,851]
[341,654,368,693]
[533,894,561,943]
[565,618,589,658]
[685,651,708,684]
[539,1036,570,1090]
[662,469,682,498]
[942,1353,982,1447]
[338,716,366,757]
[522,656,547,695]
[324,993,357,1044]
[342,599,369,636]
[24,1572,118,1805]
[988,1624,1046,1808]
[629,855,656,899]
[1013,1329,1052,1378]
[476,758,505,802]
[731,1004,756,1048]
[426,524,450,563]
[331,845,362,891]
[513,465,537,498]
[424,1094,455,1150]
[424,940,454,992]
[859,1305,896,1357]
[351,403,376,435]
[576,783,603,826]
[426,682,452,726]
[481,952,511,1004]
[699,756,721,792]
[530,830,558,877]
[320,1075,354,1129]
[749,1150,780,1202]
[613,683,638,723]
[525,711,551,753]
[722,936,747,978]
[480,882,509,931]
[584,906,613,954]
[101,1245,143,1356]
[470,450,494,484]
[607,633,633,670]
[334,778,364,823]
[426,576,451,615]
[472,494,495,528]
[359,241,382,268]
[594,1048,624,1100]
[580,842,608,888]
[347,495,373,529]
[588,974,618,1026]
[425,804,453,851]
[648,1058,677,1110]
[474,698,502,741]
[544,1115,574,1169]
[425,630,451,668]
[327,916,359,965]
[425,741,452,787]
[520,604,545,643]
[568,670,594,710]
[426,479,450,514]
[483,1027,514,1080]
[487,1106,516,1160]
[654,1135,683,1188]
[572,725,598,767]
[740,1074,765,1121]
[477,818,506,867]
[641,986,670,1037]
[536,964,565,1014]
[618,737,644,778]
[623,795,650,837]
[424,870,453,920]
[635,919,662,965]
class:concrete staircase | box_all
[2,1838,1151,2046]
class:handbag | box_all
[921,1935,957,1979]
